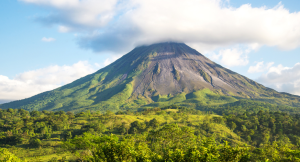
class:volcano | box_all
[1,42,300,112]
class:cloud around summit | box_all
[21,0,300,54]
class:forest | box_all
[2,103,300,161]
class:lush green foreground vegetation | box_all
[3,104,300,161]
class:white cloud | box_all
[21,0,300,53]
[267,64,290,74]
[0,54,125,102]
[257,63,300,95]
[248,61,274,73]
[0,61,96,101]
[219,48,249,67]
[94,63,101,68]
[22,0,119,28]
[103,55,122,66]
[205,45,255,67]
[58,26,71,33]
[42,37,56,42]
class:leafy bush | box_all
[29,138,42,148]
[43,133,51,139]
[0,148,23,162]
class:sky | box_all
[0,0,300,104]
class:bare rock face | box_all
[116,42,269,98]
[2,42,299,112]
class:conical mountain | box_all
[1,42,300,112]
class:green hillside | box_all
[1,42,300,113]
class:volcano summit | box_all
[1,42,300,112]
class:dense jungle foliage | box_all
[2,105,300,161]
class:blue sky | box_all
[0,0,300,103]
[0,0,108,77]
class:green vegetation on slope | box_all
[199,69,211,83]
[0,46,156,113]
[154,63,160,75]
[200,99,300,115]
[2,105,300,161]
[172,65,180,81]
[0,42,300,114]
[1,42,300,114]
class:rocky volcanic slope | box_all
[1,42,300,112]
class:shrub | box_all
[29,137,42,148]
[43,133,51,139]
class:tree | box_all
[29,137,42,148]
[0,148,23,162]
[43,133,51,139]
[128,121,146,134]
[148,118,159,128]
[30,110,41,117]
[62,131,72,141]
[230,122,237,131]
